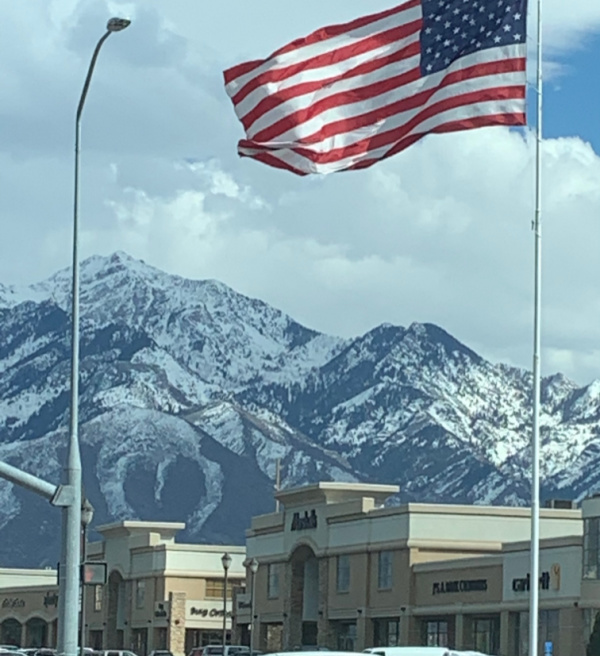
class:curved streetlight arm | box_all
[76,31,111,123]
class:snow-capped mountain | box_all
[0,252,598,566]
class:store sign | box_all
[432,579,488,595]
[512,564,561,592]
[291,509,318,531]
[190,607,232,618]
[155,602,168,618]
[43,592,59,608]
[2,598,25,609]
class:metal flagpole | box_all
[528,0,543,653]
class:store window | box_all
[131,628,147,655]
[94,584,103,612]
[205,578,234,599]
[584,517,600,579]
[424,620,449,647]
[268,564,280,599]
[336,622,357,651]
[378,551,393,590]
[89,630,103,650]
[472,617,500,654]
[373,618,400,646]
[135,580,146,609]
[336,555,350,593]
[1,619,22,646]
[25,618,47,647]
[154,627,167,649]
[513,610,560,656]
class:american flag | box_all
[224,0,528,176]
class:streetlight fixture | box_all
[221,553,232,652]
[249,559,259,656]
[79,499,94,656]
[58,17,131,656]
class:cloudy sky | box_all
[1,0,599,386]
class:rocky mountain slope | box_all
[0,252,598,566]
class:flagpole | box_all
[528,0,543,653]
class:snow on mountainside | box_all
[0,252,599,566]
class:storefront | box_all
[0,583,59,648]
[502,535,583,656]
[238,481,584,653]
[412,558,503,652]
[0,522,245,656]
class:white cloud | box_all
[64,127,600,386]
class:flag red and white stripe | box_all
[223,0,527,175]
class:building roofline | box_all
[95,520,186,538]
[501,534,582,552]
[275,482,399,507]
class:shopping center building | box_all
[0,521,246,655]
[233,482,597,656]
[4,483,600,656]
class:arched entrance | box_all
[1,618,22,646]
[289,545,320,648]
[106,570,126,650]
[26,618,48,647]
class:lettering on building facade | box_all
[2,598,25,609]
[291,509,317,531]
[512,565,561,592]
[43,592,59,608]
[432,579,488,595]
[190,607,232,618]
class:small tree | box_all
[587,612,600,656]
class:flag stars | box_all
[420,0,526,75]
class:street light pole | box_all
[221,553,232,652]
[249,559,258,656]
[57,18,130,656]
[79,499,94,656]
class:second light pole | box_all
[79,499,94,656]
[249,558,259,656]
[221,552,232,652]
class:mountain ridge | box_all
[0,252,598,566]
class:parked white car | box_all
[363,649,494,656]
